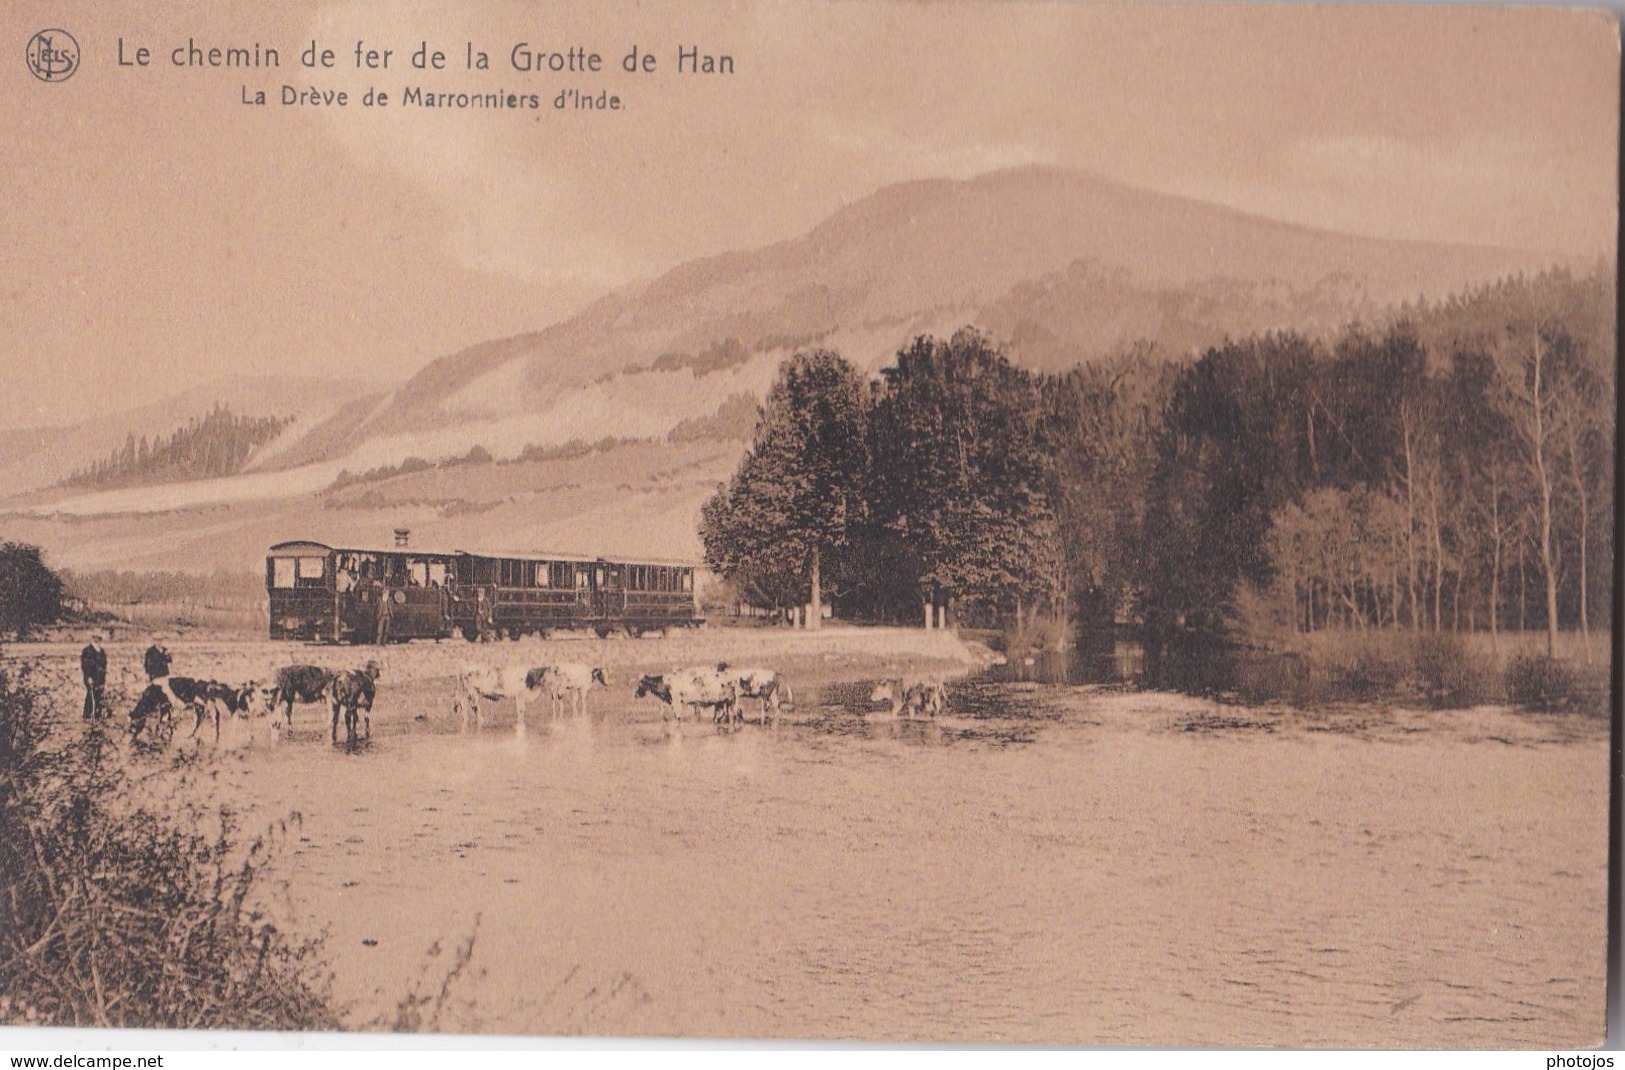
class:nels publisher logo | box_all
[26,29,78,82]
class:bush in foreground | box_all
[0,666,340,1030]
[0,542,65,638]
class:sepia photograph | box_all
[0,0,1616,1050]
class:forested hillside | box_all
[60,405,293,489]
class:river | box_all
[200,675,1607,1046]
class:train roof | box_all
[267,541,697,568]
[455,548,701,569]
[453,547,601,563]
[267,540,339,554]
[269,540,451,554]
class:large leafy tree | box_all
[699,350,869,626]
[1141,333,1322,641]
[868,329,1062,622]
[1041,352,1177,642]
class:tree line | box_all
[61,404,293,489]
[701,267,1614,664]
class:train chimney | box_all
[393,527,411,547]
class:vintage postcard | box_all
[0,0,1616,1050]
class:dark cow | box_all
[128,681,184,743]
[269,665,337,728]
[329,661,382,744]
[128,676,258,744]
[187,679,266,741]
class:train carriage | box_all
[454,551,597,639]
[266,540,702,643]
[615,561,699,637]
[267,541,459,643]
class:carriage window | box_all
[681,571,693,592]
[428,563,447,587]
[576,569,589,590]
[272,558,296,588]
[409,562,429,587]
[536,563,549,587]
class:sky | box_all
[1,0,1617,429]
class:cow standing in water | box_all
[268,665,337,729]
[534,663,609,718]
[189,680,269,742]
[127,676,264,745]
[869,678,947,718]
[329,661,381,744]
[635,669,739,723]
[716,663,793,722]
[454,664,545,731]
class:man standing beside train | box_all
[80,633,107,720]
[371,577,393,645]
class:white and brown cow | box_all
[533,663,609,718]
[635,668,739,723]
[716,662,793,721]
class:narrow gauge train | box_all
[266,540,702,643]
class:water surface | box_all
[209,683,1606,1046]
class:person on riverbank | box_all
[143,642,172,682]
[80,634,107,720]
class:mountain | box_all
[260,165,1547,469]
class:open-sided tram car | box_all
[266,540,702,643]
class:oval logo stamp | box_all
[25,29,78,82]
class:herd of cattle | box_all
[74,653,953,748]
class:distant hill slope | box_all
[975,260,1392,372]
[0,376,383,496]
